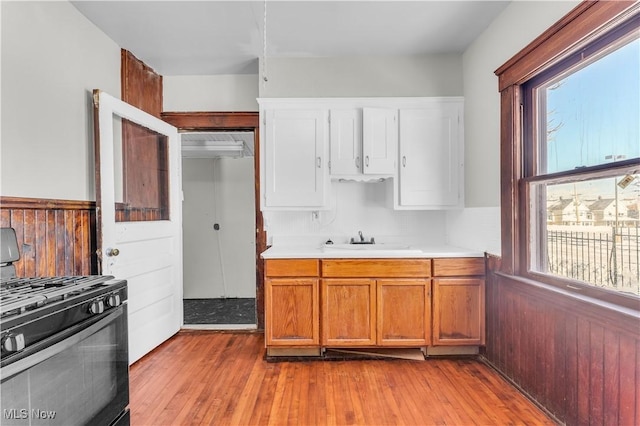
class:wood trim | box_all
[496,1,639,90]
[161,111,259,130]
[0,196,95,210]
[499,86,521,275]
[162,111,266,330]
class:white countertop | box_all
[261,243,484,259]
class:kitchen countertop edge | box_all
[261,245,485,259]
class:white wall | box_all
[462,0,580,208]
[1,1,121,200]
[182,157,256,299]
[259,54,463,98]
[163,74,259,112]
[264,181,448,246]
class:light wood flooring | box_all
[129,331,556,425]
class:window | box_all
[497,3,640,309]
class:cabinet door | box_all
[264,109,328,208]
[330,109,362,175]
[265,278,319,346]
[377,279,431,346]
[398,103,462,208]
[432,278,485,346]
[322,279,376,346]
[362,108,397,175]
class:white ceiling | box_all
[71,1,510,76]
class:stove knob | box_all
[89,299,105,315]
[2,333,25,353]
[106,294,121,307]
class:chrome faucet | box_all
[358,230,364,242]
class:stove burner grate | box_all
[0,275,115,317]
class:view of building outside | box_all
[535,37,639,296]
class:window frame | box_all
[495,1,640,310]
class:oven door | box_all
[0,305,129,426]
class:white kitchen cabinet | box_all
[329,109,362,176]
[362,108,397,175]
[329,108,397,178]
[396,100,463,209]
[263,108,329,209]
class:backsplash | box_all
[446,206,501,256]
[263,181,448,245]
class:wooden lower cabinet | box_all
[432,258,485,346]
[264,260,320,350]
[377,279,430,346]
[322,259,431,347]
[321,278,430,347]
[265,278,319,346]
[322,279,376,346]
[265,257,485,356]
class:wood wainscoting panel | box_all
[485,254,640,425]
[0,197,97,276]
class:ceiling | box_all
[71,1,510,76]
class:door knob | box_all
[106,248,120,257]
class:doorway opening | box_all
[181,131,257,329]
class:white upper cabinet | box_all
[262,107,329,209]
[330,107,397,178]
[259,98,463,211]
[396,99,464,209]
[362,108,397,175]
[329,109,362,176]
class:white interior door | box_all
[93,90,182,364]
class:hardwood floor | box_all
[129,331,556,425]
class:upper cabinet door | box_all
[397,101,463,209]
[263,109,328,209]
[362,108,397,175]
[329,109,362,176]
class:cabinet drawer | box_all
[322,259,431,278]
[265,259,320,277]
[433,258,485,277]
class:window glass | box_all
[531,173,639,296]
[539,38,639,174]
[528,31,639,300]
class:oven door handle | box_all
[0,307,124,381]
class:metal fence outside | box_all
[546,225,640,296]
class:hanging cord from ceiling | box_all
[262,0,268,87]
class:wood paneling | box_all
[0,197,96,276]
[129,331,557,425]
[322,259,431,278]
[121,49,162,117]
[485,255,640,425]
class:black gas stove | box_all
[0,274,127,364]
[0,228,130,426]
